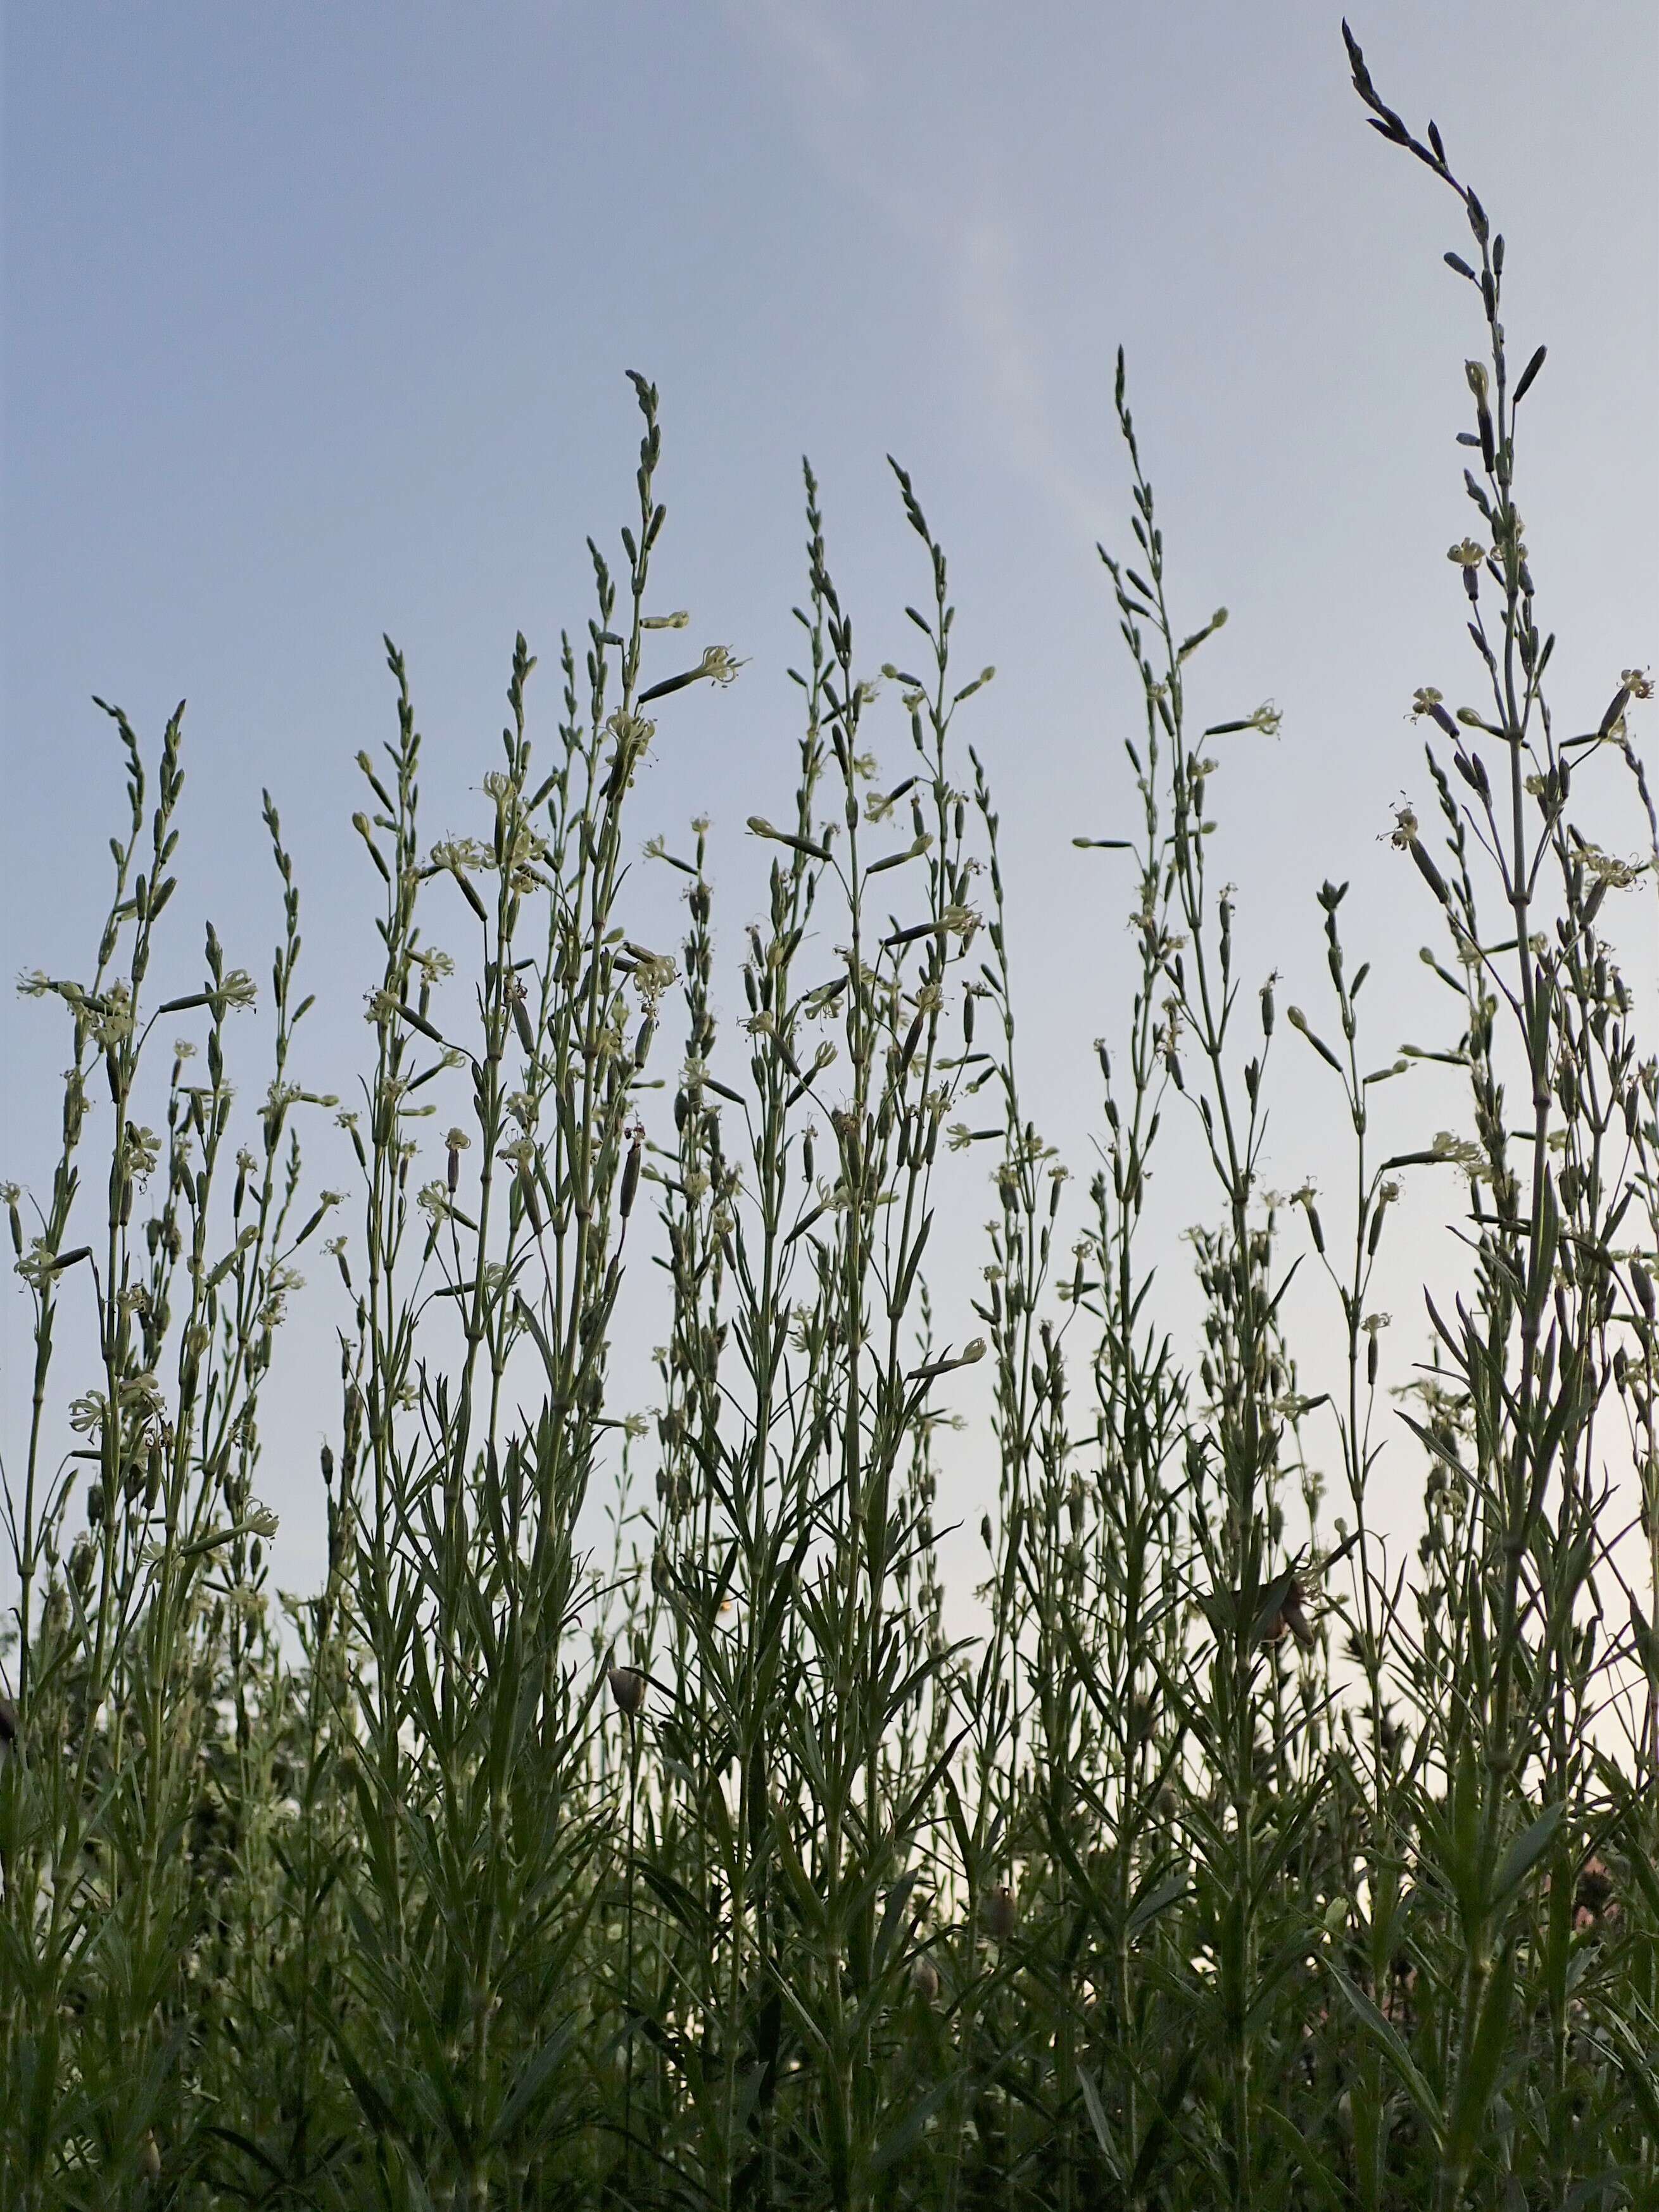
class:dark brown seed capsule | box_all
[607,1663,647,1717]
[982,1884,1017,1941]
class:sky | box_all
[4,1,1656,1607]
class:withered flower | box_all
[1574,1856,1617,1930]
[1263,1576,1316,1651]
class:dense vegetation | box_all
[3,34,1656,2209]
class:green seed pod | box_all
[520,1163,543,1235]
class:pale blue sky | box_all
[4,3,1656,1597]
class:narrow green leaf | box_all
[489,2023,577,2149]
[1329,1966,1444,2149]
[1446,1946,1516,2167]
[869,2074,959,2175]
[1491,1800,1563,1911]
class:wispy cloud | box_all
[722,0,1108,538]
[957,217,1106,538]
[738,0,863,101]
